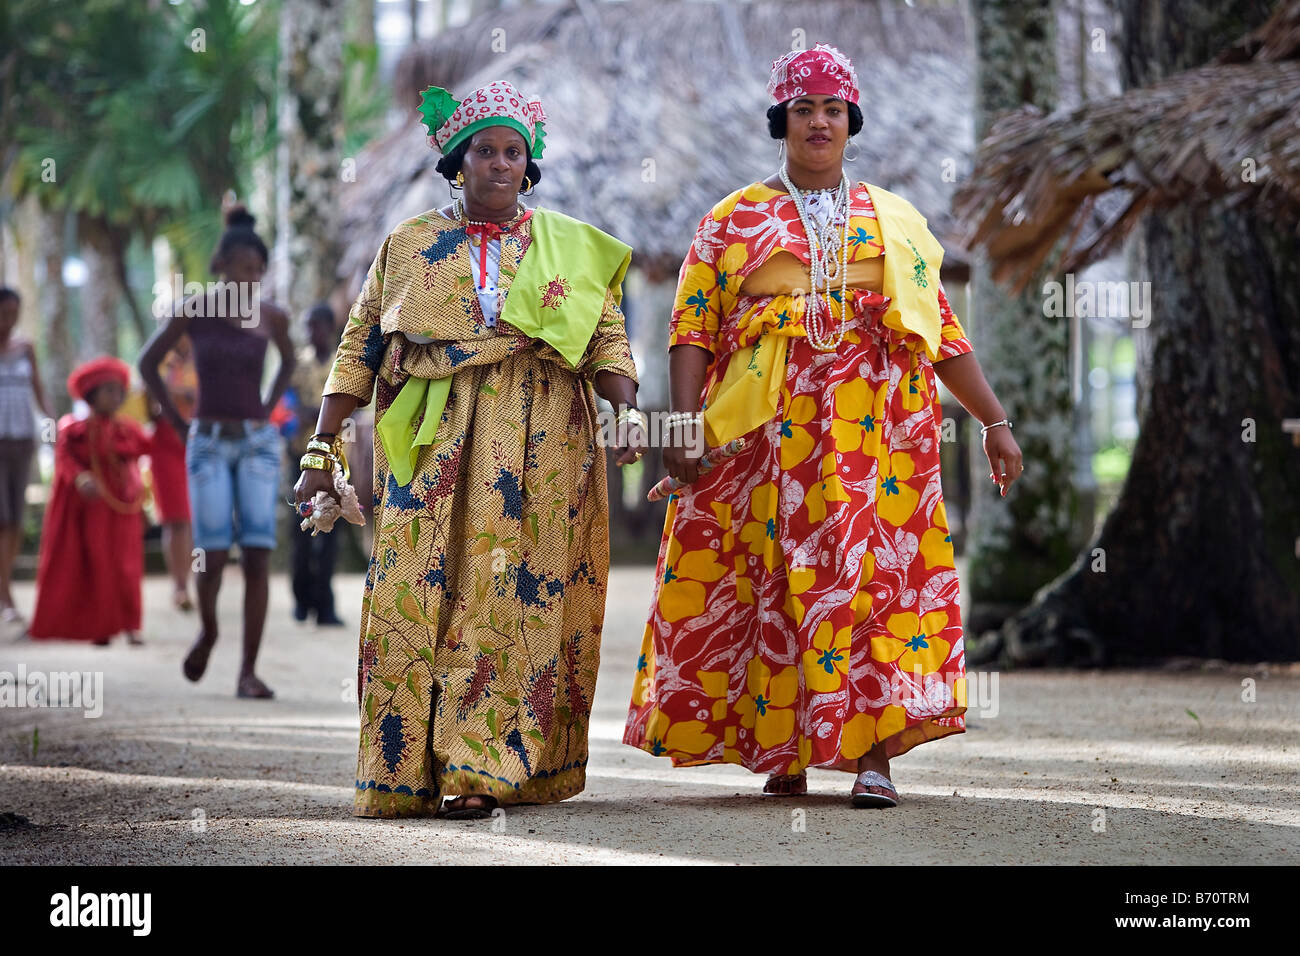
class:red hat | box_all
[767,44,860,106]
[68,356,131,401]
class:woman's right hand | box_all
[662,422,707,484]
[294,466,339,509]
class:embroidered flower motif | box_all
[906,237,929,288]
[538,274,572,310]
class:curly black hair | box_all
[210,205,268,273]
[435,137,542,193]
[767,100,864,139]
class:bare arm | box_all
[261,304,297,417]
[137,310,192,435]
[24,342,51,419]
[934,351,1023,496]
[663,343,712,483]
[313,393,361,438]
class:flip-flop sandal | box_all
[851,770,898,808]
[763,772,808,796]
[438,796,499,820]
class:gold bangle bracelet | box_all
[299,453,333,472]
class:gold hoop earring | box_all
[455,171,465,188]
[521,176,532,193]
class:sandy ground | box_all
[1,568,1297,865]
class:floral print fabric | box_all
[624,182,972,775]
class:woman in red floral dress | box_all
[623,45,1023,807]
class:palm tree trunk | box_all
[277,0,346,312]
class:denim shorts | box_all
[186,419,283,551]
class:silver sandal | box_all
[851,770,898,808]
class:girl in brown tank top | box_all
[138,204,297,700]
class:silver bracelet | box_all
[980,418,1013,438]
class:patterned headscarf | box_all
[418,80,548,158]
[767,44,860,106]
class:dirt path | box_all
[1,569,1297,864]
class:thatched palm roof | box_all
[337,0,977,286]
[953,0,1300,291]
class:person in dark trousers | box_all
[287,304,344,626]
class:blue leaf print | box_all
[360,322,386,372]
[418,227,467,265]
[494,468,522,519]
[379,713,405,773]
[504,728,533,776]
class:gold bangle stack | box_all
[300,433,350,481]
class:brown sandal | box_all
[438,794,500,820]
[762,772,807,796]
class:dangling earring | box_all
[843,138,860,163]
[521,176,533,194]
[777,140,786,166]
[455,171,466,188]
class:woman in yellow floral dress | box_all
[296,81,645,819]
[623,46,1023,806]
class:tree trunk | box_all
[78,217,120,360]
[277,0,345,313]
[971,0,1300,666]
[39,207,72,418]
[965,0,1086,629]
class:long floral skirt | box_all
[624,320,967,775]
[354,341,609,817]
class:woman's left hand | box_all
[983,425,1024,498]
[613,421,649,467]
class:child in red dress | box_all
[28,357,151,645]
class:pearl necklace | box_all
[779,164,851,352]
[453,198,527,229]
